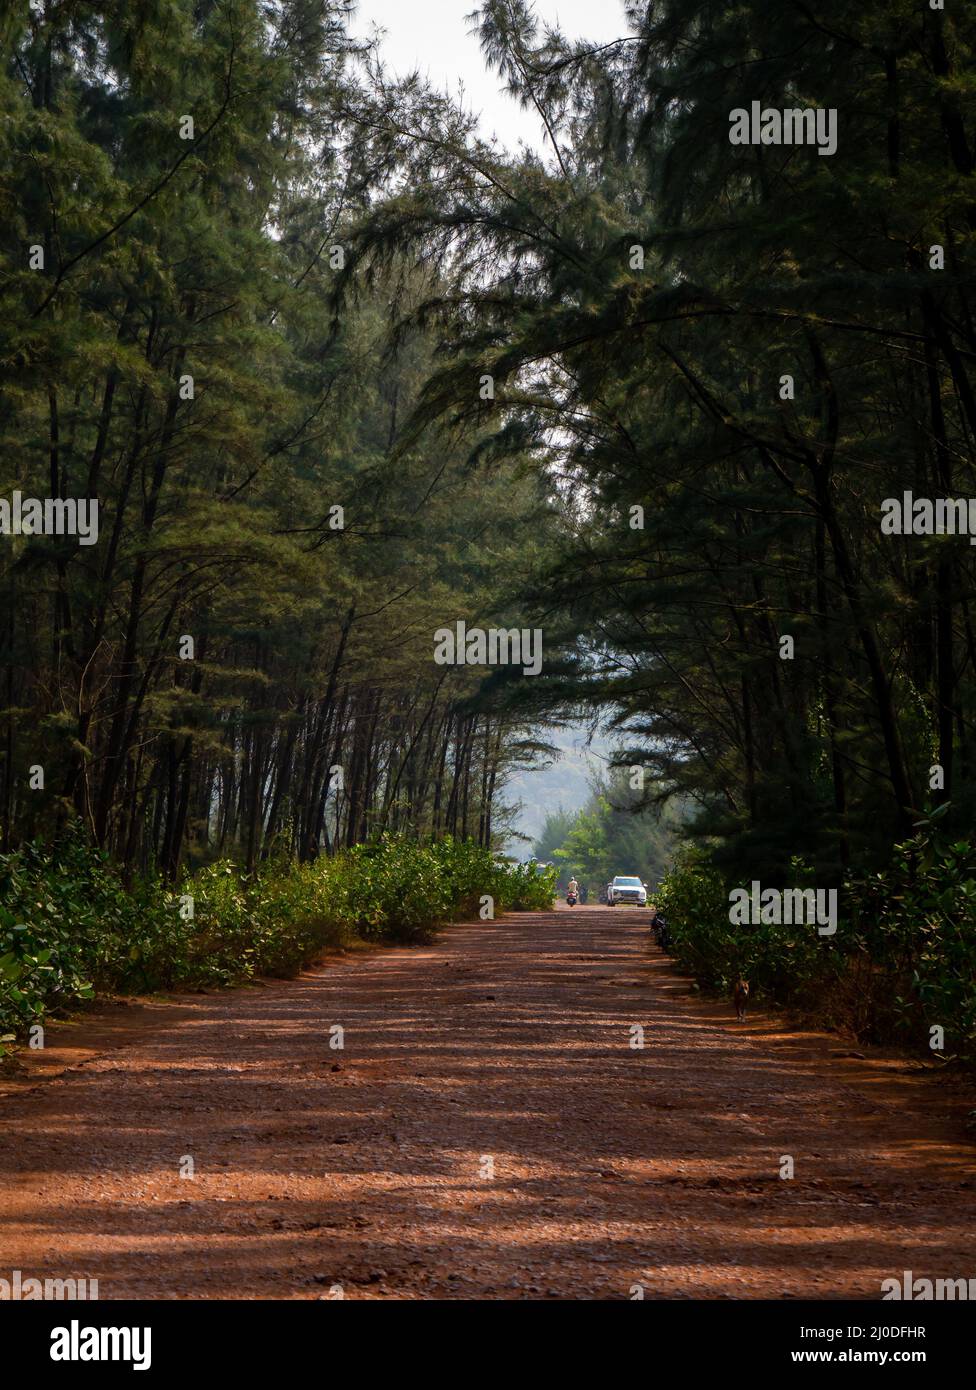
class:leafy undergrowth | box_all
[0,831,555,1045]
[655,810,976,1066]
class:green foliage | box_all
[0,829,553,1043]
[654,850,737,989]
[494,858,558,912]
[657,848,840,1002]
[7,0,976,1077]
[0,0,556,877]
[352,3,976,881]
[530,807,576,865]
[844,809,976,1058]
[657,817,976,1064]
[339,837,451,942]
[535,771,678,890]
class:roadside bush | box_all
[844,810,976,1057]
[430,836,557,915]
[0,836,151,1036]
[493,858,557,911]
[342,836,451,942]
[0,829,554,1044]
[655,815,976,1063]
[654,849,737,990]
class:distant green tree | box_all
[543,771,678,891]
[531,807,575,863]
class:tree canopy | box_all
[3,0,976,892]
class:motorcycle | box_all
[651,911,671,951]
[566,891,578,907]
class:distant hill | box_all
[501,724,612,854]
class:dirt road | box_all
[1,907,974,1300]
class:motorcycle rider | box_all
[567,876,579,902]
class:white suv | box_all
[607,875,647,906]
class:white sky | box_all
[349,0,630,153]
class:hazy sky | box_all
[349,0,629,153]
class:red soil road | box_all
[1,906,974,1301]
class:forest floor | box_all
[1,906,974,1300]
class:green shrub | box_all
[342,836,451,942]
[493,857,558,911]
[844,809,976,1057]
[656,817,976,1063]
[0,829,554,1045]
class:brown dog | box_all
[734,979,750,1021]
